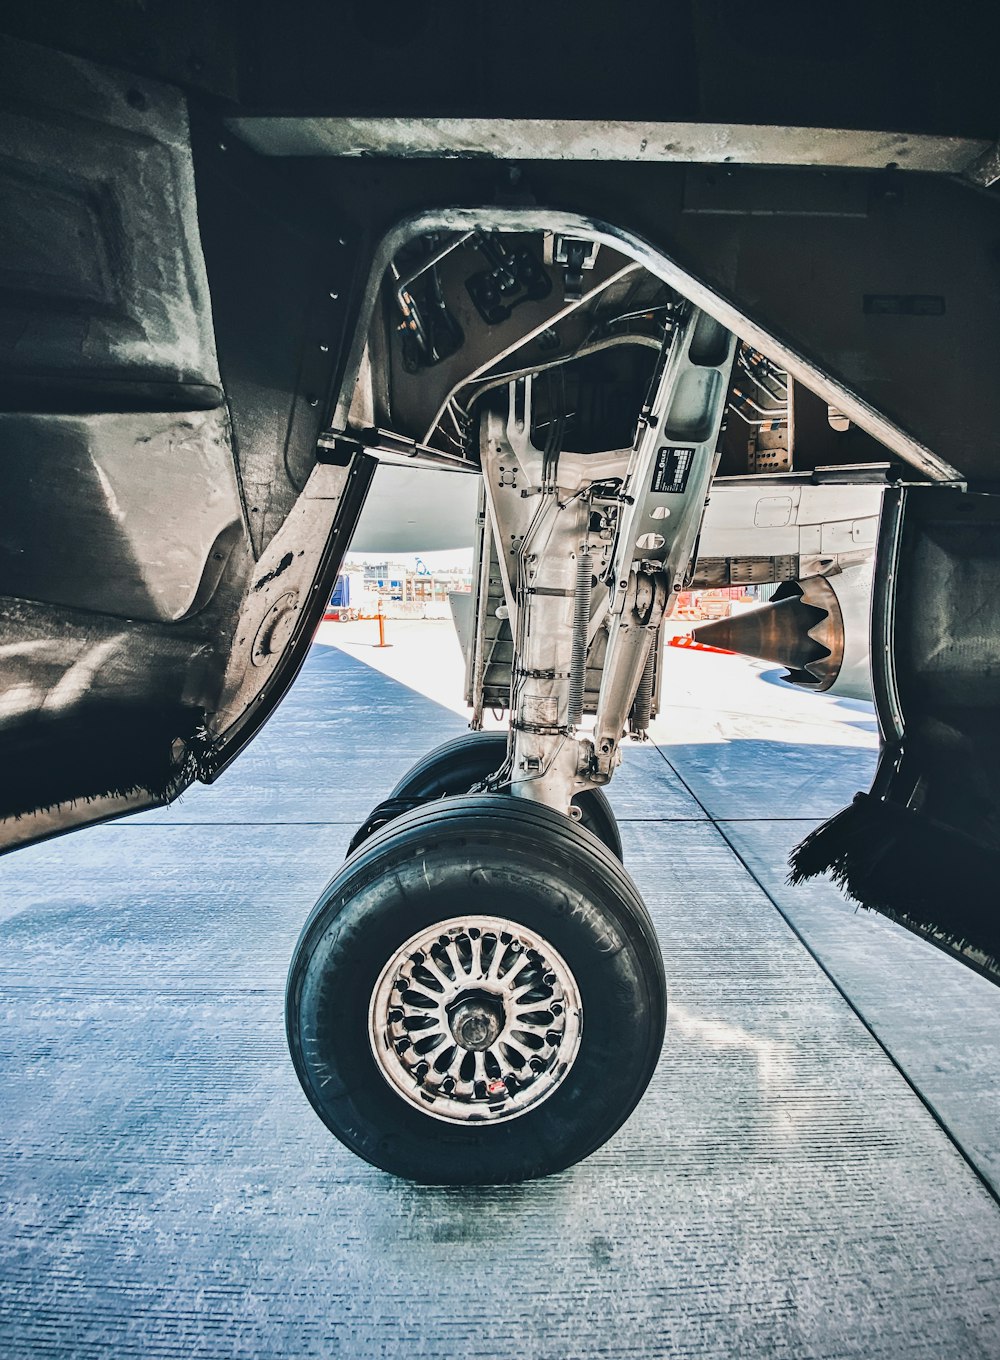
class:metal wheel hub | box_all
[448,991,504,1050]
[369,914,583,1124]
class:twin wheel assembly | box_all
[285,737,666,1184]
[287,289,736,1181]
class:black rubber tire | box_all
[366,730,623,861]
[287,795,665,1185]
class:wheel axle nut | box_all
[448,992,505,1051]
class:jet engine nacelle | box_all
[692,563,873,702]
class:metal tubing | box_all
[422,263,642,443]
[469,500,493,728]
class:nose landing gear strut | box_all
[286,305,733,1182]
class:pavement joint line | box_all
[103,816,828,829]
[0,985,277,996]
[650,741,1000,1215]
[109,816,715,828]
[102,820,366,828]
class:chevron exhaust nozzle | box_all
[690,566,873,702]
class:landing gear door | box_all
[0,37,374,852]
[794,484,1000,984]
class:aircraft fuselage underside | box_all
[3,29,1000,1186]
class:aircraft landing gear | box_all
[348,730,623,859]
[285,796,665,1184]
[286,302,734,1181]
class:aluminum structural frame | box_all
[478,306,735,815]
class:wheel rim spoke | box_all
[424,951,453,988]
[467,931,483,979]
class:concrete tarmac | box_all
[1,620,998,1358]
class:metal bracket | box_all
[552,235,599,300]
[592,308,737,773]
[318,424,478,473]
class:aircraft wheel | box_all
[287,795,665,1184]
[347,730,623,860]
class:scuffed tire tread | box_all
[287,795,665,1184]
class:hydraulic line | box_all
[568,548,593,727]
